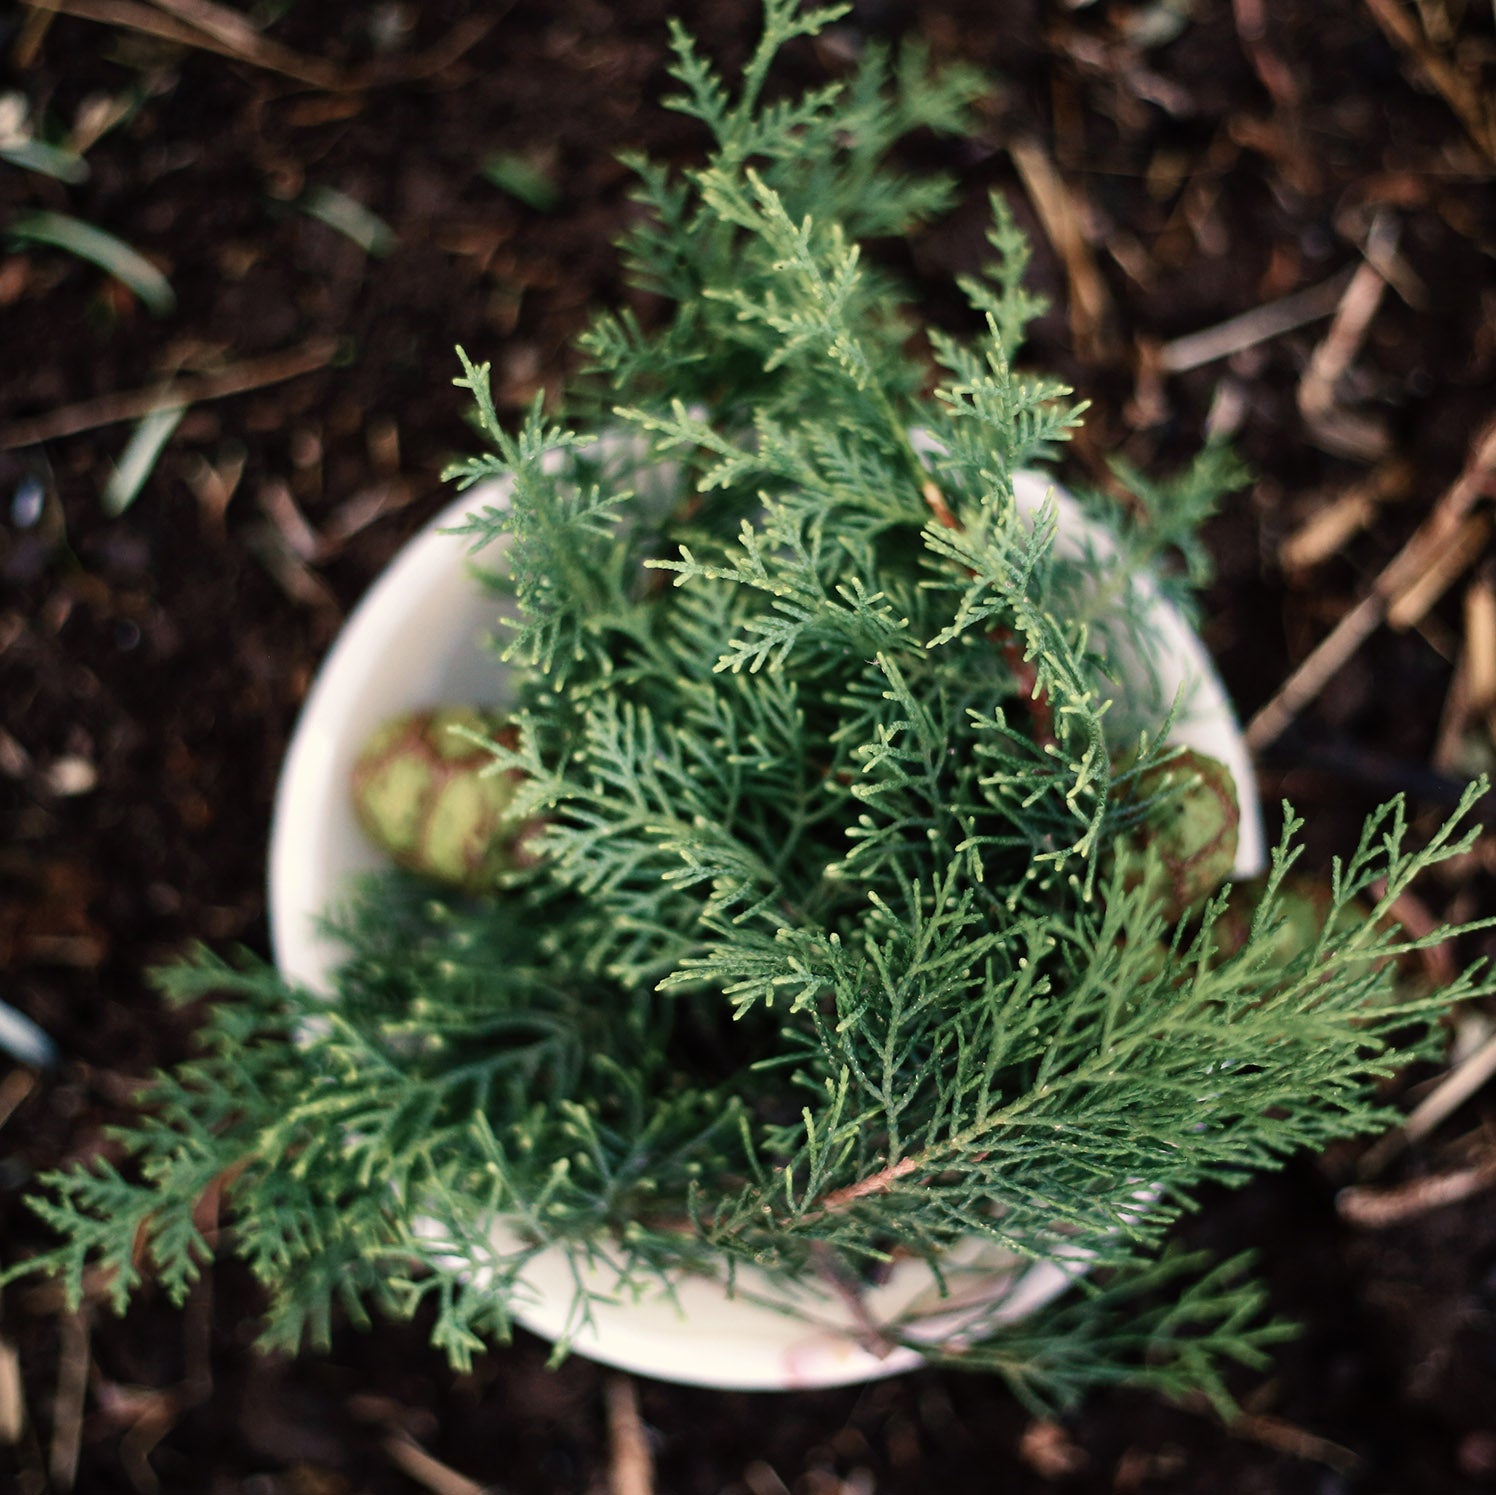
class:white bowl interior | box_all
[268,454,1265,1390]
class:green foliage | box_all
[12,0,1493,1412]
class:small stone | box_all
[350,707,535,892]
[44,756,98,797]
[1210,873,1337,967]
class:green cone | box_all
[350,707,533,891]
[1121,747,1240,921]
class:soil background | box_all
[3,1,1496,1491]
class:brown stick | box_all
[921,478,959,532]
[1245,417,1496,752]
[1466,566,1496,735]
[1228,1412,1360,1474]
[1,338,336,450]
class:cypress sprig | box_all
[11,0,1493,1408]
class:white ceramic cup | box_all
[269,451,1264,1390]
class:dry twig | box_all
[1361,1026,1496,1176]
[1280,462,1413,572]
[383,1431,487,1495]
[0,338,336,450]
[49,1310,90,1492]
[1297,214,1398,460]
[1246,417,1496,751]
[1158,272,1351,373]
[1339,1153,1496,1227]
[809,1243,897,1359]
[1385,512,1493,629]
[23,0,342,85]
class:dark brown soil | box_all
[3,1,1496,1491]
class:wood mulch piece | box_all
[3,1,1496,1491]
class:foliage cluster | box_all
[14,0,1491,1409]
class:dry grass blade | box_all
[0,337,336,450]
[147,0,293,58]
[1158,271,1350,373]
[606,1375,655,1495]
[13,6,56,66]
[1009,138,1118,363]
[743,1463,793,1495]
[1246,416,1496,751]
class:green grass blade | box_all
[103,405,186,517]
[300,186,397,258]
[482,153,560,213]
[9,209,174,314]
[0,139,90,184]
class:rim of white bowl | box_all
[268,453,1265,1391]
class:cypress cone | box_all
[350,707,533,891]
